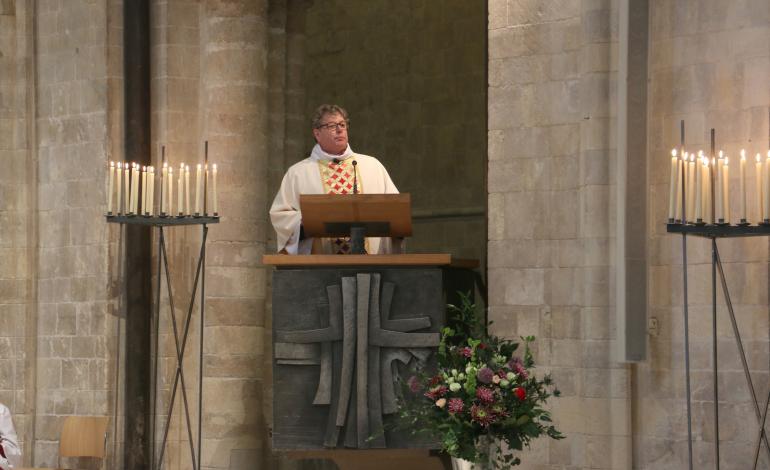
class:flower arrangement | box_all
[397,294,563,467]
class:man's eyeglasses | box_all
[316,121,348,131]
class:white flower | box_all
[451,369,458,376]
[506,372,516,381]
[449,382,462,392]
[500,379,510,388]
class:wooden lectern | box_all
[300,194,411,253]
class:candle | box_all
[195,163,202,215]
[148,166,155,216]
[668,149,678,221]
[764,152,770,222]
[116,162,123,215]
[124,162,130,214]
[107,161,115,214]
[161,162,168,215]
[740,150,746,223]
[178,164,184,216]
[716,155,723,222]
[686,153,695,222]
[756,154,763,224]
[675,153,684,222]
[141,166,148,215]
[168,167,174,217]
[185,165,191,215]
[134,163,140,214]
[694,154,702,222]
[723,156,729,223]
[707,158,714,224]
[213,164,218,215]
[204,163,209,215]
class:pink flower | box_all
[470,404,495,427]
[448,398,464,414]
[424,385,448,400]
[435,398,447,408]
[407,375,422,393]
[476,386,495,404]
[492,375,501,384]
[460,347,473,358]
[514,387,527,401]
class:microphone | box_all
[352,160,358,194]
[332,158,340,165]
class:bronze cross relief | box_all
[274,273,439,448]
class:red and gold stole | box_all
[317,158,362,254]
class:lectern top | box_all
[300,194,412,238]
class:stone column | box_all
[199,1,270,469]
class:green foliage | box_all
[396,292,564,468]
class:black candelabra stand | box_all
[669,122,770,470]
[107,214,219,470]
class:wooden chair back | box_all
[59,416,109,459]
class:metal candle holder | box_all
[669,121,770,470]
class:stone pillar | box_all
[199,1,270,469]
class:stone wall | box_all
[488,0,632,467]
[32,0,120,467]
[0,0,36,465]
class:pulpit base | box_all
[283,449,450,470]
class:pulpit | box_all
[263,254,476,470]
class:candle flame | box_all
[180,163,185,169]
[671,149,677,157]
[197,164,202,170]
[698,150,704,157]
[213,163,217,170]
[724,157,729,166]
[757,153,762,163]
[110,161,114,167]
[186,165,190,171]
[169,167,173,174]
[163,162,168,169]
[702,156,709,166]
[690,154,695,162]
[741,149,746,158]
[117,162,121,169]
[719,150,724,159]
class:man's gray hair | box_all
[312,104,349,129]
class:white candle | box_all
[185,165,191,215]
[141,166,148,215]
[764,152,770,222]
[756,154,763,224]
[124,162,130,214]
[213,164,218,215]
[178,163,184,216]
[675,153,684,222]
[148,166,155,216]
[687,153,695,222]
[107,161,115,214]
[695,155,702,222]
[716,156,723,222]
[668,149,678,221]
[168,167,174,217]
[161,162,168,215]
[740,150,746,222]
[195,163,202,215]
[707,158,714,224]
[116,162,122,215]
[132,163,140,214]
[204,163,209,215]
[723,156,730,223]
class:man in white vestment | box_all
[270,104,400,254]
[0,403,21,470]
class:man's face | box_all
[313,112,348,155]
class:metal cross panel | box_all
[272,268,444,450]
